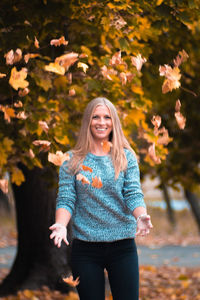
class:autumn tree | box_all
[0,0,200,295]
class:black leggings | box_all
[71,238,139,300]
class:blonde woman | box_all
[50,97,153,300]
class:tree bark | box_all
[0,164,72,296]
[160,182,176,225]
[184,189,200,233]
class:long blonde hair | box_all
[69,97,135,179]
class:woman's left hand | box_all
[135,214,153,236]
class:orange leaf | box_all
[175,99,181,112]
[38,121,49,133]
[174,112,186,130]
[14,101,23,108]
[44,62,65,75]
[76,173,90,185]
[24,53,40,63]
[9,67,29,90]
[48,151,70,166]
[101,65,117,80]
[101,141,112,153]
[34,36,40,48]
[148,143,161,164]
[109,51,123,66]
[0,179,8,194]
[159,65,181,93]
[55,52,78,71]
[4,48,22,65]
[50,36,68,47]
[92,176,103,189]
[157,127,172,145]
[63,275,80,287]
[32,140,51,152]
[16,111,28,120]
[173,49,189,67]
[131,54,146,72]
[0,73,6,78]
[81,165,93,172]
[18,87,30,97]
[0,105,15,123]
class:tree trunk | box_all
[185,189,200,233]
[0,164,72,296]
[160,182,176,225]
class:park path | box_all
[0,245,200,269]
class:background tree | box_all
[0,0,200,295]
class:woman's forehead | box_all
[93,105,111,115]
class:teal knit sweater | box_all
[56,149,146,242]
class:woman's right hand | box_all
[49,223,69,248]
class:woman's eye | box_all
[105,116,111,119]
[92,115,98,119]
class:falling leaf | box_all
[101,141,112,153]
[131,54,147,72]
[69,88,76,96]
[44,62,65,75]
[0,105,15,123]
[92,176,103,189]
[4,48,22,65]
[9,67,29,90]
[157,127,172,145]
[119,72,127,85]
[110,15,127,30]
[175,99,181,112]
[63,275,80,287]
[50,36,68,47]
[0,73,6,78]
[77,62,88,73]
[109,51,122,66]
[173,49,189,67]
[34,36,40,48]
[148,143,161,164]
[32,140,51,152]
[16,111,28,120]
[175,112,186,129]
[81,165,93,172]
[48,151,70,166]
[14,101,23,108]
[76,173,90,185]
[11,167,25,186]
[0,179,8,194]
[159,65,181,93]
[55,52,78,71]
[151,115,161,135]
[38,120,49,133]
[24,53,40,63]
[101,65,117,80]
[18,87,30,97]
[28,149,35,158]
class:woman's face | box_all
[90,105,113,142]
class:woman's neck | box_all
[90,140,107,156]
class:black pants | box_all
[71,238,139,300]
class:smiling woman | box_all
[49,97,153,300]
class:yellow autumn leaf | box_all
[77,62,88,73]
[0,105,15,123]
[54,135,70,145]
[9,67,29,90]
[131,85,144,95]
[11,167,25,186]
[44,62,65,75]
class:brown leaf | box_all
[159,65,181,93]
[148,143,161,164]
[4,49,22,65]
[16,111,28,120]
[175,99,181,112]
[109,51,122,66]
[101,65,117,80]
[151,115,161,135]
[38,121,49,133]
[24,53,40,63]
[48,151,70,166]
[14,101,23,108]
[18,87,30,97]
[173,49,189,67]
[55,52,78,71]
[34,36,40,48]
[50,36,68,47]
[81,165,93,172]
[0,105,15,123]
[157,127,172,145]
[32,140,51,152]
[92,176,103,189]
[101,141,112,153]
[131,54,147,72]
[76,173,90,185]
[175,111,186,130]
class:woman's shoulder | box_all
[124,148,138,163]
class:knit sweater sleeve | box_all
[123,150,146,213]
[56,160,77,215]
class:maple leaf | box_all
[11,167,25,186]
[4,48,22,65]
[174,99,186,129]
[32,140,51,152]
[157,127,172,145]
[119,72,127,85]
[34,36,40,48]
[38,121,49,133]
[55,52,78,71]
[69,88,76,96]
[0,179,8,194]
[0,105,15,123]
[77,62,88,73]
[173,49,189,67]
[151,115,161,135]
[14,101,23,108]
[101,141,112,153]
[50,36,68,47]
[9,67,29,90]
[24,53,40,63]
[0,73,6,78]
[81,165,93,172]
[109,51,122,66]
[92,176,103,189]
[131,54,147,72]
[159,65,181,93]
[44,62,65,75]
[101,65,117,80]
[148,143,161,164]
[63,275,80,287]
[76,173,90,185]
[110,15,127,30]
[18,87,30,97]
[48,151,70,166]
